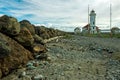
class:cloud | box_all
[0,0,120,31]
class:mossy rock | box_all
[20,20,35,35]
[0,15,20,36]
[14,27,34,47]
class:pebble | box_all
[27,65,36,70]
[96,48,102,53]
[21,76,32,80]
[61,73,64,76]
[26,62,33,67]
[21,71,26,77]
[47,56,52,62]
[78,66,81,70]
[32,74,44,80]
[108,50,114,54]
[33,62,39,67]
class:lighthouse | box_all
[82,9,100,34]
[90,10,97,34]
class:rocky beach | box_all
[1,34,120,80]
[1,0,120,80]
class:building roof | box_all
[82,24,100,31]
[83,24,90,30]
[90,10,96,15]
[91,10,95,13]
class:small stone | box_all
[32,74,44,80]
[47,48,50,51]
[78,72,81,74]
[50,73,54,75]
[108,50,114,54]
[33,62,39,67]
[78,67,81,70]
[18,71,26,78]
[21,71,26,77]
[56,39,59,42]
[56,54,61,58]
[97,48,102,52]
[61,73,64,76]
[89,47,95,50]
[47,56,52,61]
[16,68,26,77]
[27,66,36,70]
[26,62,33,67]
[21,76,31,80]
[102,48,107,51]
[36,53,48,60]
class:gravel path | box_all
[2,35,120,80]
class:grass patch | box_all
[81,33,120,38]
[63,34,73,39]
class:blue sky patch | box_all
[0,0,120,31]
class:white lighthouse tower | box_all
[90,10,97,34]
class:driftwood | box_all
[44,36,63,43]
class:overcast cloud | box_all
[0,0,120,32]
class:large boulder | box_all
[0,70,2,78]
[0,15,20,36]
[0,32,33,78]
[32,43,47,54]
[20,20,35,35]
[35,26,51,39]
[14,27,34,47]
[0,38,11,58]
[35,26,66,39]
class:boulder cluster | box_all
[0,15,65,78]
[35,26,66,39]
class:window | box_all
[93,22,95,25]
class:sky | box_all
[0,0,120,32]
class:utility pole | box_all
[110,1,112,37]
[88,4,90,34]
[110,3,112,30]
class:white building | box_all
[111,27,120,34]
[74,27,81,34]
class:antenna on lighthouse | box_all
[88,4,90,24]
[110,2,112,30]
